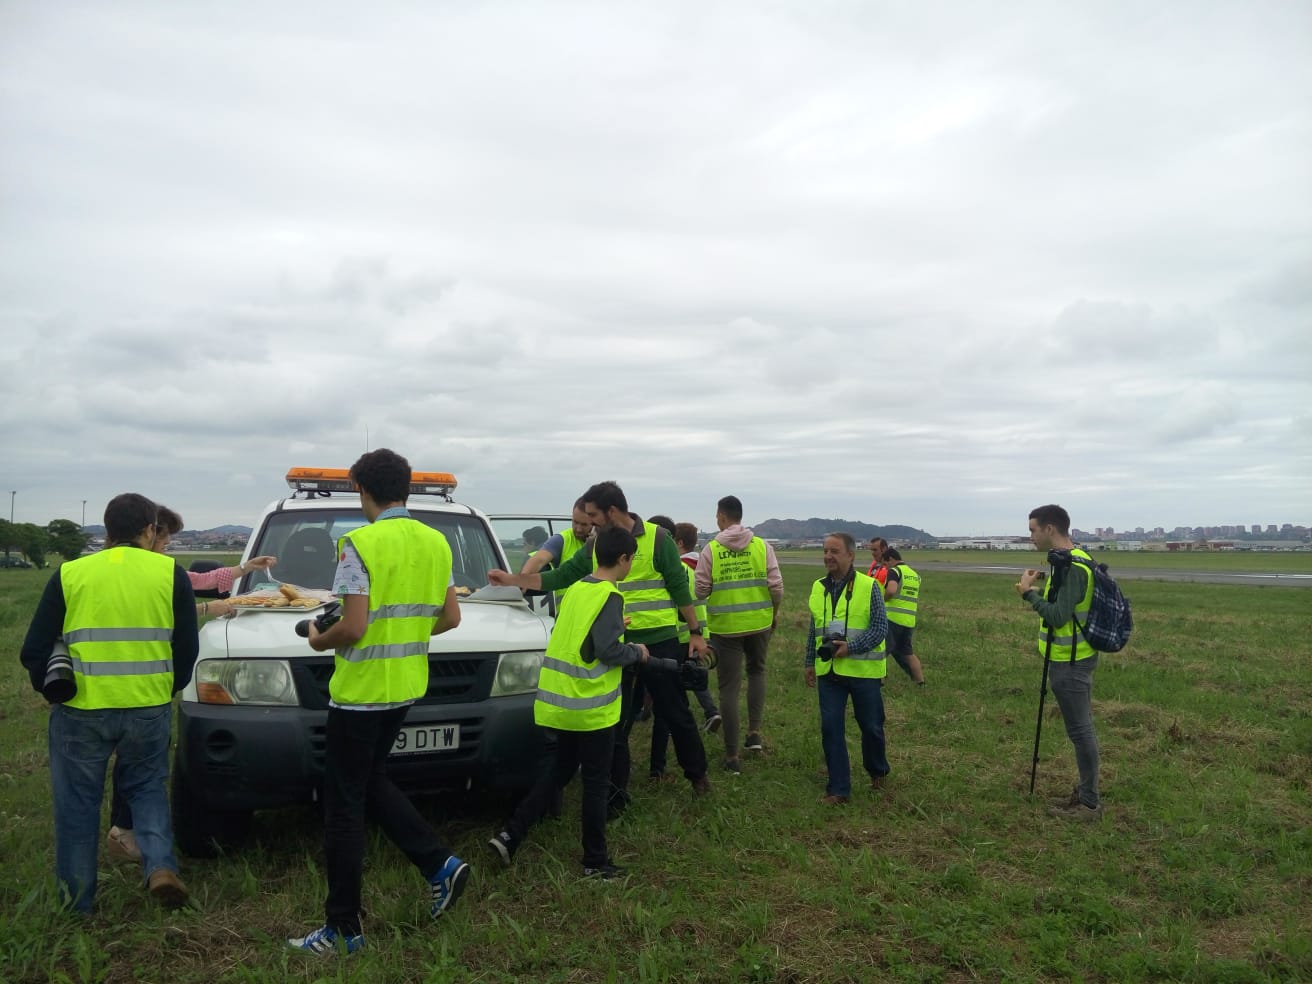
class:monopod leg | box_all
[1029,634,1054,796]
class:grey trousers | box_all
[1049,654,1100,808]
[715,630,771,758]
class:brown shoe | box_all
[818,794,849,805]
[871,774,887,791]
[147,868,189,909]
[691,775,712,796]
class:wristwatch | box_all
[688,627,703,636]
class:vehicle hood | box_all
[198,598,552,662]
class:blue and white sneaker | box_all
[287,924,364,956]
[429,854,470,918]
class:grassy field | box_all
[776,547,1312,574]
[1,556,1309,983]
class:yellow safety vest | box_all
[886,563,920,627]
[706,536,773,635]
[560,527,586,565]
[677,566,710,645]
[1035,547,1096,663]
[60,547,176,709]
[535,578,624,731]
[602,522,678,634]
[808,571,886,680]
[331,518,451,706]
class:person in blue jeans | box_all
[804,533,890,805]
[19,492,199,913]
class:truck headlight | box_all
[490,650,543,697]
[196,659,298,706]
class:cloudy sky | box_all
[2,1,1308,537]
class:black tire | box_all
[187,559,231,599]
[171,761,252,858]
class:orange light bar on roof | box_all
[285,467,458,496]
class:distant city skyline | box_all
[64,517,1311,540]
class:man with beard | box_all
[490,481,712,811]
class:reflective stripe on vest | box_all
[535,578,623,730]
[1036,548,1096,662]
[60,547,176,709]
[606,522,678,632]
[678,566,710,645]
[332,518,452,705]
[886,564,920,627]
[706,536,773,634]
[808,571,885,680]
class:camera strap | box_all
[823,570,856,638]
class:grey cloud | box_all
[1,1,1309,535]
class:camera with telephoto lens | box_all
[647,644,717,692]
[295,600,342,639]
[816,631,846,662]
[43,638,77,704]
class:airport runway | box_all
[911,563,1312,588]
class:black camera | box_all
[295,600,342,639]
[43,639,77,704]
[816,631,846,662]
[647,645,716,692]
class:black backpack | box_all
[1049,550,1134,653]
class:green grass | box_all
[777,547,1312,573]
[1,558,1309,983]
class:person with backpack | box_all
[1016,504,1103,822]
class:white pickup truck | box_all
[171,468,553,856]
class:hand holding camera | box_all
[815,631,847,662]
[1016,569,1045,597]
[295,600,343,640]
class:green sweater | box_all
[539,513,692,644]
[1023,563,1088,633]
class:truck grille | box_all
[296,652,499,709]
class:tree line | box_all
[0,519,90,567]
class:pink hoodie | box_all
[695,524,784,628]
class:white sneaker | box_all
[107,825,142,862]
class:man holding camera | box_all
[490,480,713,808]
[20,492,199,913]
[287,448,466,956]
[804,533,890,805]
[1015,504,1102,822]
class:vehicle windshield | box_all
[245,509,501,592]
[488,516,570,573]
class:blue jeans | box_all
[818,673,889,797]
[49,703,178,913]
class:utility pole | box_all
[82,499,87,528]
[8,490,13,524]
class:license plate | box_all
[391,723,461,756]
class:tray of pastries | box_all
[229,584,334,610]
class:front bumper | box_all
[175,693,546,813]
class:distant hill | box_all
[754,518,935,544]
